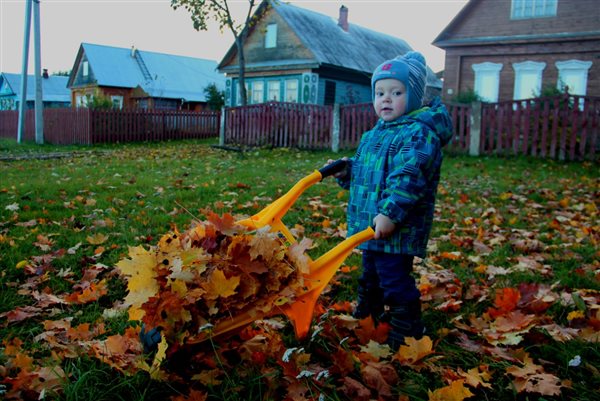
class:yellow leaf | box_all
[115,246,159,320]
[15,260,28,269]
[393,336,434,365]
[87,233,109,245]
[567,310,584,321]
[428,380,474,401]
[202,269,240,300]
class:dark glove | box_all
[139,324,162,354]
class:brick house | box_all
[433,0,600,103]
[218,0,442,107]
[67,43,225,111]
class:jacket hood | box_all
[376,97,454,147]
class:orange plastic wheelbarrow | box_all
[188,160,374,343]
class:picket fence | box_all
[1,95,597,160]
[0,108,220,145]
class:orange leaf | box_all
[488,287,520,318]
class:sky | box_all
[0,0,469,76]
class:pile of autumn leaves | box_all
[117,211,310,350]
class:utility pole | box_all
[17,0,44,144]
[17,0,32,143]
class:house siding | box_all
[446,0,599,40]
[436,0,600,101]
[239,8,314,68]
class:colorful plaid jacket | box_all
[338,97,453,256]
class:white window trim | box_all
[111,95,124,110]
[472,62,503,103]
[513,60,546,100]
[265,24,277,49]
[555,60,592,96]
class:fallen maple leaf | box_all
[393,336,434,366]
[201,268,240,300]
[427,379,474,401]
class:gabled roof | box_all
[219,1,441,88]
[0,72,70,102]
[68,43,226,102]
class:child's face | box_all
[373,79,407,121]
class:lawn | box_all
[0,138,598,401]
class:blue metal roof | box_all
[78,43,225,102]
[0,72,70,102]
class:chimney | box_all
[131,46,136,57]
[42,68,49,78]
[338,5,349,32]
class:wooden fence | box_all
[224,102,332,149]
[479,95,600,160]
[2,95,598,160]
[0,108,220,145]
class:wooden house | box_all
[218,0,442,106]
[67,43,225,111]
[0,71,70,111]
[433,0,600,102]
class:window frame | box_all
[284,79,299,103]
[267,80,280,102]
[511,0,557,20]
[251,80,264,104]
[265,23,277,49]
[512,61,546,100]
[472,62,503,103]
[555,59,592,96]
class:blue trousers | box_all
[359,250,421,306]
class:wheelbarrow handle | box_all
[318,159,348,180]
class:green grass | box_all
[1,137,598,400]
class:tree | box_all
[204,83,225,110]
[171,0,264,107]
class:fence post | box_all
[331,103,340,153]
[469,101,482,156]
[219,107,226,146]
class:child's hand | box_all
[324,157,348,178]
[373,214,395,239]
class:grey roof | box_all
[0,72,70,102]
[220,1,441,88]
[72,43,226,102]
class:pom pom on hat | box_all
[371,50,427,113]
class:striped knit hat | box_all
[371,51,427,113]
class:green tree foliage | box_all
[171,0,267,107]
[204,83,225,110]
[451,88,482,104]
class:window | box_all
[284,79,298,103]
[111,95,124,109]
[472,62,503,103]
[265,24,277,49]
[76,93,89,108]
[555,60,592,96]
[511,0,557,19]
[513,61,546,100]
[235,82,250,105]
[251,81,264,104]
[267,80,280,101]
[82,61,89,77]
